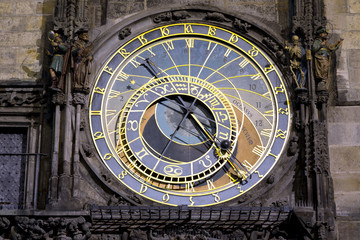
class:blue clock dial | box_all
[89,23,291,206]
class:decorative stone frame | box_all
[79,7,297,207]
[0,81,44,210]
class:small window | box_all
[0,127,27,210]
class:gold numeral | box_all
[208,26,216,36]
[184,24,194,33]
[189,196,195,206]
[106,110,116,117]
[252,145,265,156]
[109,90,121,99]
[276,129,287,139]
[207,179,216,190]
[147,47,156,57]
[265,64,275,74]
[162,193,170,203]
[116,71,129,81]
[228,34,238,44]
[279,108,289,115]
[237,184,244,193]
[160,27,170,36]
[185,38,194,48]
[104,66,113,75]
[243,160,253,171]
[130,58,141,68]
[260,129,272,137]
[164,40,174,50]
[185,182,195,192]
[118,48,130,58]
[93,132,104,140]
[138,34,148,45]
[103,153,112,160]
[224,48,231,58]
[248,46,259,57]
[264,109,274,117]
[275,84,285,94]
[254,170,263,178]
[239,59,249,68]
[94,87,105,94]
[118,170,127,179]
[90,110,101,115]
[212,193,220,202]
[140,184,147,193]
[262,91,271,99]
[250,73,262,81]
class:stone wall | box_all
[106,0,281,23]
[0,0,55,81]
[325,0,360,239]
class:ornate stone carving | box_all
[172,11,191,21]
[0,217,10,239]
[152,11,190,24]
[51,92,66,105]
[108,194,131,206]
[73,92,87,105]
[313,121,329,175]
[68,216,92,240]
[204,12,231,22]
[74,0,89,33]
[233,18,251,33]
[118,27,132,40]
[153,12,172,23]
[0,91,41,106]
[82,143,94,157]
[288,135,299,156]
[263,37,286,65]
[8,216,92,239]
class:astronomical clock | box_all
[88,22,291,207]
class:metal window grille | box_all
[0,127,27,210]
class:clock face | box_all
[89,23,291,206]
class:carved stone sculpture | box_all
[311,28,342,89]
[72,31,93,92]
[47,31,70,92]
[285,35,305,88]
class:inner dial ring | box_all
[117,75,238,185]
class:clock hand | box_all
[159,97,198,159]
[140,62,158,78]
[214,137,252,178]
[176,96,247,178]
[140,60,220,127]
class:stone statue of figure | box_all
[312,28,343,87]
[47,31,69,92]
[72,31,93,92]
[285,35,305,88]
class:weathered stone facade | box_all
[0,0,359,239]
